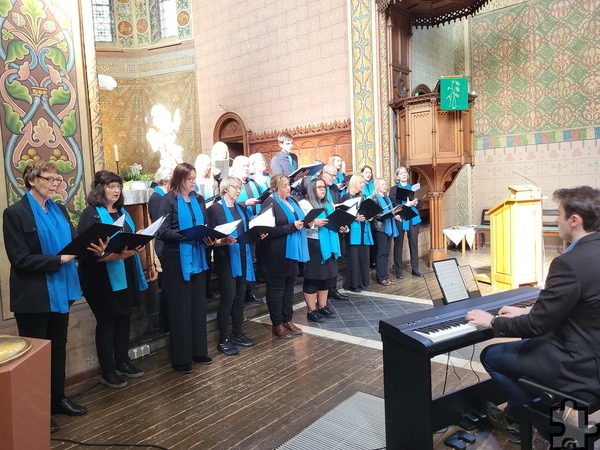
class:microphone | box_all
[512,171,539,189]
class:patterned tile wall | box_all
[412,24,458,91]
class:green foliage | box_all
[139,172,155,181]
[45,47,67,72]
[8,185,20,206]
[67,209,80,226]
[6,79,32,104]
[5,40,28,65]
[72,183,86,213]
[49,86,70,106]
[21,0,46,23]
[17,159,32,172]
[3,103,24,134]
[55,159,74,173]
[2,28,14,41]
[60,110,77,137]
[0,0,12,17]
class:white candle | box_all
[114,144,119,162]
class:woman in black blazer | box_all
[78,171,148,389]
[158,162,214,373]
[3,160,90,432]
[257,174,309,338]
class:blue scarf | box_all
[238,178,262,216]
[26,192,81,313]
[220,199,255,281]
[363,180,375,198]
[396,183,422,230]
[375,194,399,237]
[177,194,209,281]
[153,186,166,196]
[334,170,346,195]
[317,202,341,262]
[96,207,148,292]
[349,217,374,245]
[272,194,309,262]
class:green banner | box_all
[440,77,469,110]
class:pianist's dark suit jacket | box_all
[493,231,600,402]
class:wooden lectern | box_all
[0,337,51,450]
[487,185,543,290]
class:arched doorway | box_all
[213,112,249,160]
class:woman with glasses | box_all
[298,178,345,322]
[372,178,399,286]
[342,174,374,292]
[3,160,90,433]
[207,176,257,356]
[158,162,214,373]
[78,170,148,388]
[257,174,309,338]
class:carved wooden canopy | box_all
[376,0,490,27]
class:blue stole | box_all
[153,186,166,196]
[26,192,81,313]
[375,194,399,237]
[363,180,375,198]
[326,186,335,204]
[286,154,295,172]
[177,194,209,281]
[334,170,346,195]
[317,202,341,262]
[349,195,374,246]
[272,194,309,262]
[238,178,263,216]
[96,207,148,292]
[220,199,255,281]
[396,183,422,230]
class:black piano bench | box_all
[518,377,600,450]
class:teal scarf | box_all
[177,194,209,281]
[317,202,341,262]
[220,199,255,281]
[363,180,374,198]
[396,183,422,230]
[96,206,148,292]
[26,192,81,313]
[375,194,399,237]
[349,218,374,245]
[238,178,263,216]
[272,194,309,262]
[153,186,166,196]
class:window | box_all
[92,0,115,42]
[159,0,178,39]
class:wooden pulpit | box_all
[487,185,543,290]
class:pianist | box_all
[466,185,600,444]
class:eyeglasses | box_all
[323,171,337,177]
[316,185,327,190]
[38,175,63,185]
[106,185,123,192]
[230,185,242,191]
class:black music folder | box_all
[324,208,355,231]
[255,189,272,203]
[395,186,427,202]
[179,220,241,242]
[105,232,155,253]
[357,198,383,220]
[59,222,121,256]
[288,162,324,180]
[303,208,325,226]
[237,207,275,244]
[396,206,418,221]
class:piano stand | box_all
[381,336,506,449]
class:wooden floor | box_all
[51,247,559,449]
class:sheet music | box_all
[347,204,359,216]
[214,219,241,236]
[335,197,361,209]
[432,259,469,303]
[249,207,275,228]
[412,183,420,191]
[141,215,167,236]
[112,215,126,227]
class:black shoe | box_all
[230,333,255,347]
[50,418,59,433]
[329,290,349,300]
[318,305,336,318]
[115,361,144,378]
[172,364,193,374]
[217,339,239,356]
[395,272,403,279]
[100,371,128,389]
[411,270,424,277]
[244,292,263,304]
[52,397,88,416]
[484,402,521,444]
[307,310,325,323]
[192,355,213,365]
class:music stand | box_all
[425,258,481,307]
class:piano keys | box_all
[378,286,540,450]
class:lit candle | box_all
[114,144,119,162]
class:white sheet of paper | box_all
[249,207,275,228]
[412,183,421,191]
[112,215,126,227]
[214,219,241,236]
[141,215,167,236]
